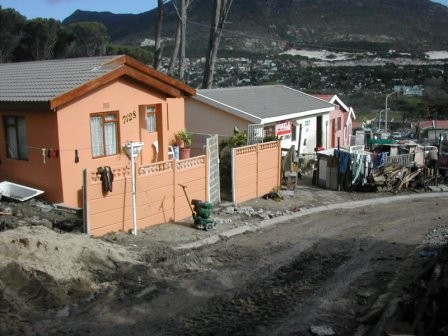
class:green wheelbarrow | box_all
[179,184,216,231]
[191,199,216,231]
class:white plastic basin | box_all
[0,181,44,202]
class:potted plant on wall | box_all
[176,129,192,159]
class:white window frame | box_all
[90,112,119,158]
[4,115,28,160]
[146,106,157,133]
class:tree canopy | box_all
[0,7,152,63]
[0,8,26,62]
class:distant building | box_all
[412,120,448,142]
[312,94,356,148]
[393,85,424,96]
[185,85,336,154]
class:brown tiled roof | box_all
[0,55,195,109]
[417,120,448,130]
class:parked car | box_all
[392,132,401,139]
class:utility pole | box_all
[385,91,397,133]
[436,111,440,187]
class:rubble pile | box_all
[0,198,82,233]
[372,163,431,193]
[392,250,448,334]
[426,225,448,248]
[365,227,448,335]
[215,205,293,225]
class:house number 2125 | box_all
[122,111,137,124]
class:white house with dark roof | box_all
[185,85,336,154]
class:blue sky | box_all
[0,0,159,20]
[0,0,448,21]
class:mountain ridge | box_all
[63,0,448,57]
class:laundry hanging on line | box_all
[41,148,60,163]
[97,166,114,193]
[334,149,351,174]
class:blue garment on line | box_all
[378,152,387,167]
[334,149,351,174]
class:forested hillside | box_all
[64,0,448,56]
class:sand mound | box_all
[0,226,142,334]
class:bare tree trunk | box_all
[201,0,233,89]
[178,0,187,81]
[41,20,59,60]
[168,0,192,78]
[202,0,234,88]
[153,0,164,70]
[168,19,181,75]
[32,19,60,61]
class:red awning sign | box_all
[276,121,292,136]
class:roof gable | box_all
[195,85,335,124]
[0,55,196,109]
[312,93,356,121]
[418,120,448,130]
[313,94,350,113]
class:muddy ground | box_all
[0,181,448,335]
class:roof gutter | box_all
[0,101,51,112]
[194,93,263,124]
[260,106,336,124]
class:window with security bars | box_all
[146,106,157,133]
[4,116,28,160]
[90,112,119,158]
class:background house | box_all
[413,120,448,143]
[312,94,356,148]
[185,85,335,154]
[0,55,195,208]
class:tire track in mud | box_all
[271,241,425,335]
[156,245,354,336]
[18,198,446,336]
[148,228,427,336]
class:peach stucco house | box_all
[312,94,356,148]
[185,85,335,154]
[0,55,195,208]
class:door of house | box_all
[140,104,162,163]
[331,119,336,148]
[316,116,323,148]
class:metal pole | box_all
[436,113,440,187]
[385,91,398,133]
[337,137,341,191]
[385,96,389,132]
[131,143,137,236]
[378,110,382,130]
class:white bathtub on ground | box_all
[0,181,44,202]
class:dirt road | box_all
[10,195,446,336]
